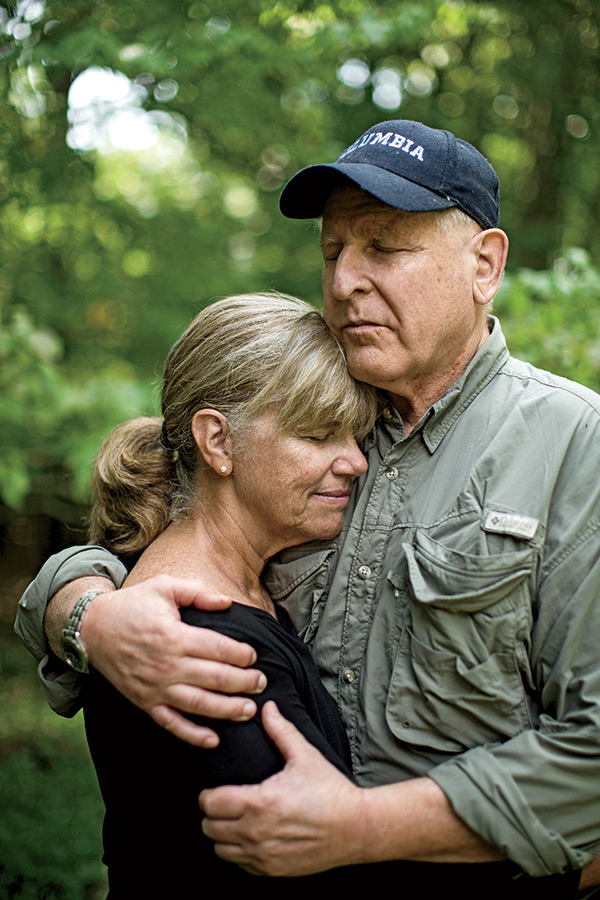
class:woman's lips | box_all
[314,488,353,504]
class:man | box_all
[16,120,600,890]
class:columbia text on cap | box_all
[280,120,500,230]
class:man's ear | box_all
[472,228,509,306]
[191,409,233,475]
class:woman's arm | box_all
[179,604,353,781]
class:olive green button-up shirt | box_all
[15,319,600,878]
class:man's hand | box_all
[200,703,505,874]
[79,575,266,747]
[199,700,364,875]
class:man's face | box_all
[320,186,486,411]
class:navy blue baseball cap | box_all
[279,120,499,230]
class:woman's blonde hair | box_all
[89,292,379,558]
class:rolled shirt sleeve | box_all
[15,545,127,716]
[430,527,600,876]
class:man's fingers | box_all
[179,624,258,668]
[147,574,233,611]
[213,843,255,866]
[150,704,221,748]
[199,783,250,821]
[162,647,267,696]
[79,573,270,746]
[160,682,259,721]
[260,700,308,761]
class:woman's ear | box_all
[472,228,509,306]
[191,409,233,475]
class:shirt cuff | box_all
[430,747,595,877]
[14,545,127,716]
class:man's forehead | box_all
[321,185,426,234]
[324,184,393,216]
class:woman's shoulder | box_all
[180,602,302,656]
[179,602,327,706]
[181,600,279,628]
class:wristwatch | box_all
[60,590,103,673]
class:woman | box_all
[83,292,379,896]
[82,293,580,898]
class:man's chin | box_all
[345,351,399,391]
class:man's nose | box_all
[332,437,368,476]
[329,247,371,300]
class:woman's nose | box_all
[332,438,368,476]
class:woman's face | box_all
[232,412,368,552]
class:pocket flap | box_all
[403,531,534,613]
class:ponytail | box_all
[88,417,176,557]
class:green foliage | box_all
[0,745,107,899]
[1,0,600,516]
[496,249,600,392]
[0,625,106,900]
[0,306,149,509]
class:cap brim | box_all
[279,162,455,219]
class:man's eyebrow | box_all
[319,231,338,249]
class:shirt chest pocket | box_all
[386,529,538,753]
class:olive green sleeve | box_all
[14,546,127,716]
[431,520,600,876]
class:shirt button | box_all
[385,467,399,481]
[342,669,356,683]
[357,565,371,579]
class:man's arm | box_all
[200,702,502,875]
[200,549,600,875]
[43,575,115,659]
[16,547,267,747]
[201,703,597,891]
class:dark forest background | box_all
[1,1,600,895]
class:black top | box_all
[83,603,582,898]
[83,602,354,896]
